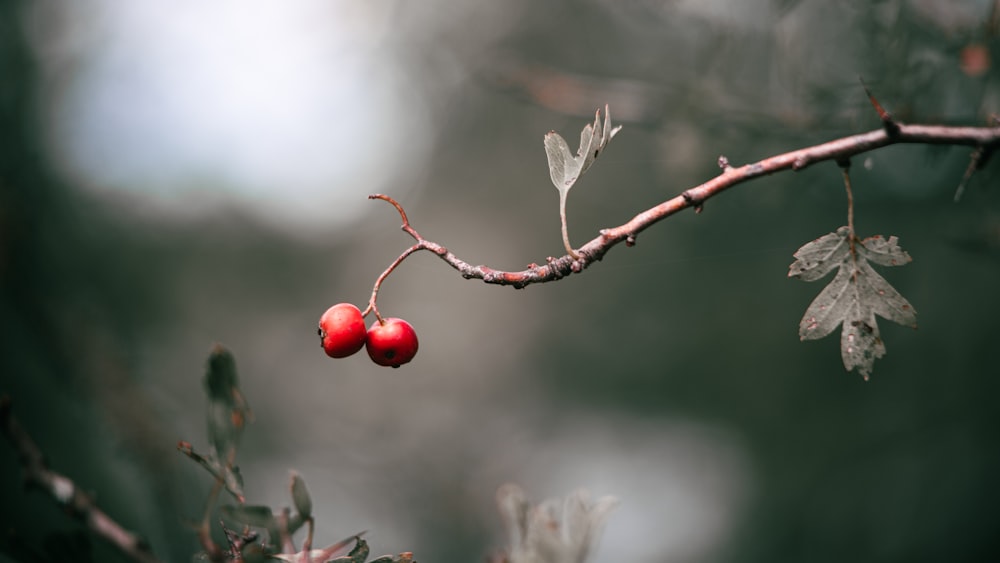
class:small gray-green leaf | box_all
[799,264,853,341]
[788,226,851,282]
[858,234,912,267]
[841,313,886,379]
[289,471,312,518]
[855,259,917,328]
[221,504,276,529]
[544,132,582,193]
[543,105,620,195]
[791,228,917,379]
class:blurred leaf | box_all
[203,344,252,460]
[204,343,239,401]
[289,471,312,519]
[221,504,276,529]
[272,536,366,563]
[223,464,246,502]
[495,484,617,563]
[328,536,369,563]
[790,227,918,380]
[286,511,306,536]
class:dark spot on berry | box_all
[384,350,396,360]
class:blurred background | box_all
[2,0,999,561]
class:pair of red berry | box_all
[318,303,418,368]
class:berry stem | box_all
[362,243,423,324]
[362,194,437,323]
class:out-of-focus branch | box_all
[1,395,163,563]
[371,121,1000,289]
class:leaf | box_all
[221,504,277,529]
[289,470,312,518]
[267,534,366,562]
[204,343,240,401]
[543,104,621,197]
[495,484,618,563]
[203,344,252,461]
[789,227,917,380]
[544,105,621,256]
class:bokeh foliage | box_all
[2,1,999,562]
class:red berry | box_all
[318,303,367,358]
[365,318,418,368]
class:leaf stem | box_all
[839,160,856,257]
[559,190,580,259]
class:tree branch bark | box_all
[375,122,999,289]
[1,395,163,563]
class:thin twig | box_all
[954,146,987,202]
[1,396,163,563]
[368,122,999,290]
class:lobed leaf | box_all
[858,234,913,267]
[791,227,917,379]
[787,226,851,282]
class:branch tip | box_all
[369,193,410,228]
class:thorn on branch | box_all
[954,146,989,202]
[682,190,705,213]
[860,78,900,137]
[717,155,732,171]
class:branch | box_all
[373,122,1000,289]
[1,395,163,563]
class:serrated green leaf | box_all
[791,227,917,379]
[289,471,312,518]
